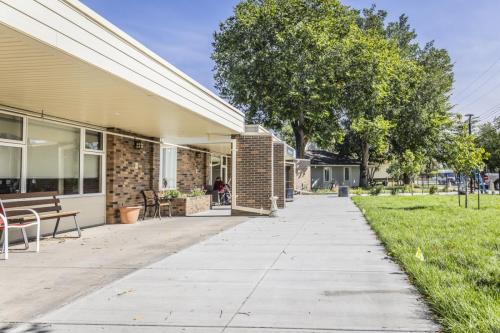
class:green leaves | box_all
[477,117,500,172]
[351,115,393,155]
[212,0,355,156]
[443,124,489,175]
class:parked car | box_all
[437,170,456,185]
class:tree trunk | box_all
[465,174,469,208]
[360,141,370,188]
[292,114,308,159]
[403,173,411,185]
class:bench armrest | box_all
[0,213,7,228]
[6,208,41,223]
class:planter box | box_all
[169,195,210,216]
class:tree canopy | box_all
[213,1,455,187]
[478,117,500,173]
[212,0,356,157]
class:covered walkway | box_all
[3,196,438,332]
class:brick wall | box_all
[176,148,208,193]
[234,134,273,211]
[106,132,160,224]
[295,159,311,191]
[273,142,285,208]
[286,164,295,191]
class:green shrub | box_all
[370,185,384,196]
[402,184,412,193]
[162,189,180,199]
[350,187,363,195]
[429,185,438,195]
[189,188,206,197]
[391,187,399,195]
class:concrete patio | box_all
[0,214,247,324]
[1,196,439,333]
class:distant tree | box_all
[212,0,356,158]
[388,149,425,192]
[443,124,489,207]
[478,117,500,173]
[350,115,393,186]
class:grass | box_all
[352,194,500,333]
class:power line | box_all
[455,71,499,104]
[482,109,500,122]
[477,103,500,118]
[453,54,500,98]
[455,79,500,113]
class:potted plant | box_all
[119,204,142,224]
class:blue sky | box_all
[82,0,500,123]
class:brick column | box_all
[106,132,160,224]
[233,134,273,212]
[273,142,285,208]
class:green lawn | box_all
[352,194,500,333]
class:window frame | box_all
[0,110,26,145]
[323,167,331,183]
[81,129,106,195]
[344,167,350,181]
[159,146,177,190]
[0,109,106,197]
[83,129,105,153]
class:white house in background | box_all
[307,150,361,189]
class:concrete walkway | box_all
[6,196,438,332]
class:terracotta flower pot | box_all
[119,206,141,224]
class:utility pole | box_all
[465,114,473,135]
[464,114,473,208]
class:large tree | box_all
[212,0,356,157]
[338,9,412,187]
[328,8,454,186]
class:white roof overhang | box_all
[0,0,244,141]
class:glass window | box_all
[0,146,22,194]
[85,130,103,151]
[0,113,23,141]
[160,147,177,189]
[211,156,221,184]
[27,120,80,195]
[324,168,331,182]
[83,154,102,194]
[344,167,350,181]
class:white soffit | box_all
[0,0,244,137]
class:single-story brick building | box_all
[0,1,294,241]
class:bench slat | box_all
[6,205,62,217]
[3,198,59,208]
[9,211,80,223]
[0,191,58,200]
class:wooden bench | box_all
[0,191,81,239]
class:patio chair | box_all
[0,199,41,260]
[141,190,171,220]
[141,190,157,220]
[153,191,171,219]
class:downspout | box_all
[231,138,237,210]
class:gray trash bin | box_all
[339,186,349,197]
